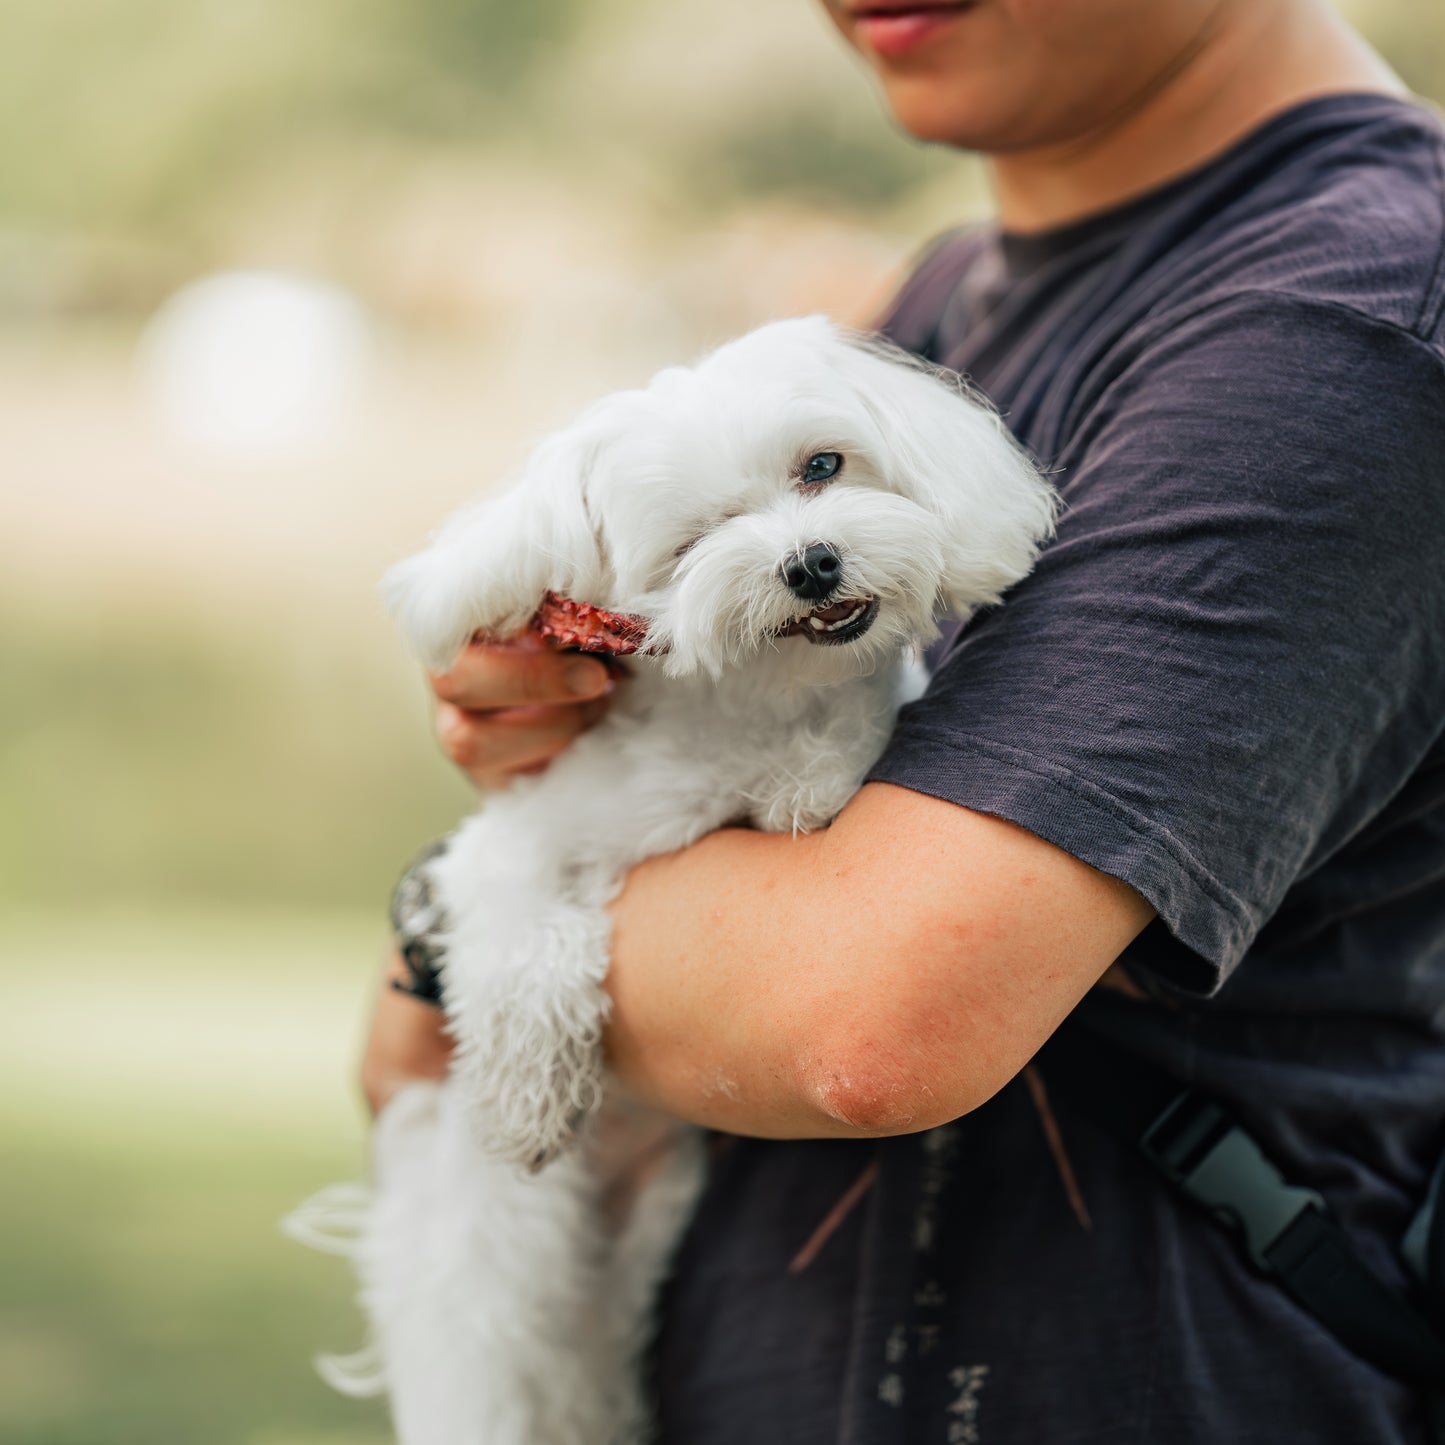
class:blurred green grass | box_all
[0,907,395,1445]
[0,609,470,912]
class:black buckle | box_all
[1140,1091,1325,1272]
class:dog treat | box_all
[532,591,648,655]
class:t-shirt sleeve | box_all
[868,291,1445,994]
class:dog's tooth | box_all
[808,616,825,631]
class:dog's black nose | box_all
[782,543,843,602]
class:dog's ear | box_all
[841,332,1056,613]
[383,430,607,670]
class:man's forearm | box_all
[604,823,867,1138]
[603,782,1156,1140]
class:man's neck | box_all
[989,0,1406,234]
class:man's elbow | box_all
[795,1012,1001,1137]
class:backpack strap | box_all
[1037,1024,1445,1402]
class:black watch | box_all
[388,839,451,1007]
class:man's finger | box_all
[432,640,613,711]
[436,699,591,779]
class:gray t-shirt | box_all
[656,93,1445,1443]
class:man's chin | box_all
[865,64,1070,155]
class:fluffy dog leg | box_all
[362,1080,620,1445]
[430,839,616,1170]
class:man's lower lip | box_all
[856,7,967,58]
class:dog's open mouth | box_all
[777,595,880,645]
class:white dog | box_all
[287,316,1054,1445]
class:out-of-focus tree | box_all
[1,0,1436,319]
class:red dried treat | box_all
[531,591,649,656]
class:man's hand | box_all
[429,633,616,790]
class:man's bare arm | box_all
[362,641,1153,1132]
[604,781,1155,1138]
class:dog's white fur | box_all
[287,317,1054,1445]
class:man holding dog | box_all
[364,1,1445,1438]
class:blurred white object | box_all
[138,271,372,460]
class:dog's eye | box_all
[800,452,843,487]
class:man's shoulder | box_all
[1168,94,1445,343]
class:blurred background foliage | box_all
[0,2,1440,1442]
[0,0,953,319]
